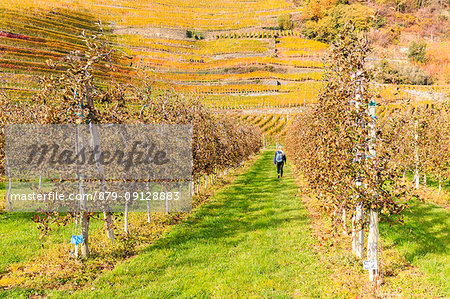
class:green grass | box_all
[381,200,449,297]
[0,213,105,276]
[52,151,330,298]
[0,212,50,274]
[0,180,101,275]
[0,179,104,276]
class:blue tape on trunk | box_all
[71,235,83,245]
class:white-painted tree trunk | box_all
[205,175,208,189]
[352,203,364,258]
[146,183,151,223]
[124,199,129,233]
[104,212,115,241]
[342,207,347,235]
[414,170,420,189]
[147,200,151,223]
[165,185,169,213]
[367,209,379,282]
[438,179,442,194]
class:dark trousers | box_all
[276,162,284,177]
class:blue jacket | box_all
[274,150,286,164]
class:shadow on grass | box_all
[381,200,449,263]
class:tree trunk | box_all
[196,177,199,194]
[414,169,420,189]
[438,179,442,194]
[80,212,90,258]
[146,182,151,223]
[342,207,347,235]
[147,200,151,223]
[76,127,90,258]
[414,120,420,189]
[367,208,379,282]
[79,165,90,257]
[165,185,169,213]
[352,203,364,259]
[124,199,129,233]
[104,212,115,241]
[6,176,12,208]
[90,124,115,241]
[4,153,12,208]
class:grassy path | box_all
[380,201,449,296]
[60,151,329,298]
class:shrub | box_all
[301,3,374,42]
[375,59,432,85]
[186,30,205,40]
[277,14,295,30]
[408,40,427,63]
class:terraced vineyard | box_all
[1,0,449,109]
[232,111,296,146]
[2,0,297,30]
[0,7,134,100]
[0,0,326,107]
